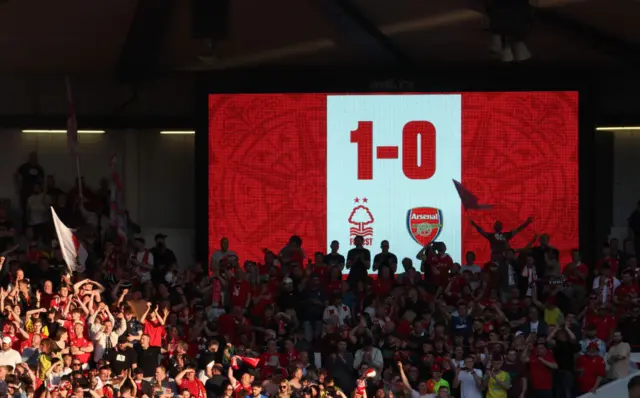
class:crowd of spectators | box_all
[1,152,640,398]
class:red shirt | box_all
[250,288,274,318]
[218,314,252,345]
[564,263,588,286]
[529,351,556,390]
[70,337,92,363]
[230,279,251,308]
[596,257,618,275]
[576,354,605,393]
[428,254,454,285]
[259,351,285,368]
[372,278,393,297]
[615,283,639,304]
[234,383,251,398]
[593,315,616,341]
[326,281,342,296]
[582,308,598,330]
[179,378,205,398]
[143,319,166,347]
[395,319,413,337]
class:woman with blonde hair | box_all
[38,338,60,379]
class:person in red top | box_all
[371,266,394,298]
[614,269,640,315]
[576,341,606,394]
[310,252,329,279]
[563,249,589,303]
[249,284,274,320]
[140,302,168,347]
[229,272,252,311]
[595,243,619,276]
[63,309,87,340]
[443,272,467,305]
[227,358,253,398]
[523,342,557,398]
[39,280,55,309]
[69,322,93,365]
[175,368,206,398]
[427,242,454,288]
[259,339,285,374]
[218,306,254,346]
[593,304,617,342]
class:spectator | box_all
[0,337,21,368]
[607,330,631,380]
[452,356,482,398]
[576,341,605,395]
[346,236,370,289]
[15,152,45,227]
[522,342,557,398]
[629,375,640,398]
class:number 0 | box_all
[402,121,436,179]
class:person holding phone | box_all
[453,357,483,398]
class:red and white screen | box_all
[208,92,579,266]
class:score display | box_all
[351,120,436,180]
[208,92,579,268]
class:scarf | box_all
[598,276,614,305]
[211,278,222,305]
[521,266,537,286]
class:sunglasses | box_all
[72,363,81,367]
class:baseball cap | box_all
[515,331,524,338]
[431,364,441,373]
[2,337,11,344]
[155,233,167,241]
[118,335,128,344]
[283,277,293,284]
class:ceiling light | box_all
[22,129,105,134]
[160,131,195,135]
[596,126,640,131]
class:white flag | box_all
[51,207,87,273]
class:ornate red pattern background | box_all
[209,92,578,265]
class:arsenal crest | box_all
[406,207,443,246]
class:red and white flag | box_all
[51,207,87,273]
[65,76,78,154]
[109,154,127,241]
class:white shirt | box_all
[323,304,351,326]
[592,276,621,305]
[211,250,237,268]
[136,250,154,283]
[457,368,483,398]
[507,264,516,286]
[460,264,482,274]
[530,321,539,333]
[0,348,22,368]
[27,193,50,225]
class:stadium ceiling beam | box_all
[535,7,640,66]
[310,0,415,68]
[116,0,175,84]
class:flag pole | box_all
[75,154,83,202]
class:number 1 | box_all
[350,121,373,180]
